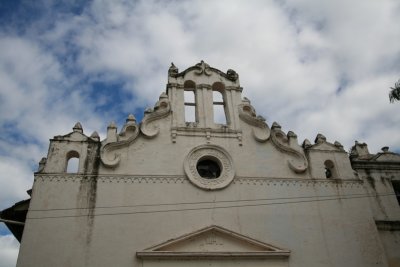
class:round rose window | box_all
[184,145,235,190]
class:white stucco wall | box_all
[16,62,400,267]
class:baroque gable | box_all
[37,62,361,182]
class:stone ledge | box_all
[136,251,290,259]
[351,161,400,170]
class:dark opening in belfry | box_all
[196,159,221,179]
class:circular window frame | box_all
[184,144,235,190]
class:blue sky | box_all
[1,0,400,266]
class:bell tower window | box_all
[66,151,80,173]
[212,82,227,125]
[324,160,336,179]
[184,80,196,123]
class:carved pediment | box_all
[137,225,290,259]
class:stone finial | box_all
[226,69,239,81]
[256,115,266,122]
[106,121,118,143]
[350,141,370,158]
[287,131,298,147]
[381,146,389,152]
[303,139,312,148]
[315,133,326,144]
[38,157,47,173]
[126,114,136,124]
[271,122,281,130]
[334,141,343,148]
[90,131,100,141]
[108,121,117,129]
[73,122,83,133]
[334,141,345,151]
[287,131,297,138]
[168,62,178,76]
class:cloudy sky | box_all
[0,0,400,265]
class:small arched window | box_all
[66,151,80,173]
[212,82,227,124]
[184,80,196,122]
[324,160,336,179]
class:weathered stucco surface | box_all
[15,62,400,267]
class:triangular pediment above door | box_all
[136,225,290,259]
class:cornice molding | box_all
[351,161,400,170]
[34,174,362,187]
[136,251,290,259]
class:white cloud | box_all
[0,155,33,209]
[0,235,19,267]
[0,36,104,143]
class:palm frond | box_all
[389,79,400,103]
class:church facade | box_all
[2,61,400,267]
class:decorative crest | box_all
[194,60,212,76]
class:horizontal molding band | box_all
[136,251,290,259]
[351,161,400,170]
[34,174,363,187]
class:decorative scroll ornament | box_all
[238,98,270,142]
[226,69,239,81]
[140,92,171,138]
[194,60,212,76]
[101,115,140,168]
[184,144,235,190]
[270,122,308,173]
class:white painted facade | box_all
[7,61,400,266]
